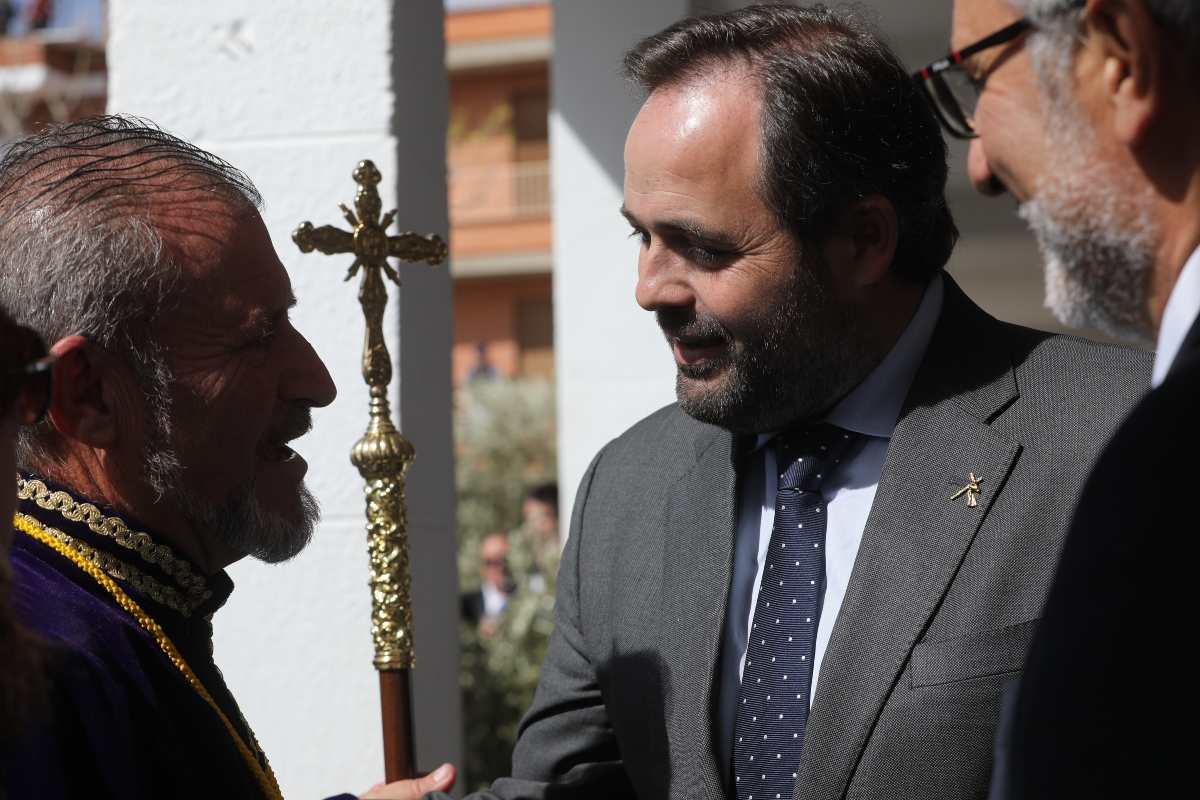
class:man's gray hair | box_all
[1013,0,1200,69]
[0,115,261,477]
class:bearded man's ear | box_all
[841,194,899,289]
[47,336,122,449]
[1086,0,1165,147]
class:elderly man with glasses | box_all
[919,0,1198,796]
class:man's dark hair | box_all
[623,2,958,282]
[526,482,558,515]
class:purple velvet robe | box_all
[2,475,357,800]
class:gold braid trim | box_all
[26,519,201,617]
[14,513,284,800]
[16,476,212,612]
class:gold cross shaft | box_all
[292,158,447,674]
[950,472,984,508]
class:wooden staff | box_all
[293,160,447,780]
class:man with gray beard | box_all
[0,117,454,800]
[923,0,1200,795]
[435,6,1148,800]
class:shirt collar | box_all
[14,472,234,622]
[822,274,944,439]
[753,273,945,449]
[1152,244,1200,388]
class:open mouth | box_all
[673,336,726,365]
[258,407,314,465]
[259,441,300,463]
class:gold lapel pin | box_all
[950,473,983,508]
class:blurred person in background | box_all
[461,532,515,634]
[0,1,16,36]
[517,482,558,594]
[521,482,558,541]
[928,0,1200,796]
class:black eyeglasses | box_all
[2,324,55,425]
[914,1,1086,140]
[914,18,1032,140]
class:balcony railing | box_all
[449,159,550,225]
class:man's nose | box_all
[635,247,693,312]
[287,331,338,409]
[967,138,1007,197]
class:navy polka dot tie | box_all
[732,425,858,800]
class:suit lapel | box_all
[796,279,1023,799]
[660,424,740,800]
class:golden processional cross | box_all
[293,159,447,782]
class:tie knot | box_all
[773,424,858,492]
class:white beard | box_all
[1018,180,1156,345]
[1019,55,1158,345]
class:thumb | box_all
[419,763,457,794]
[360,763,457,799]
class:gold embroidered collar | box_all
[15,475,214,618]
[13,513,282,800]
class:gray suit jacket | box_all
[452,279,1150,800]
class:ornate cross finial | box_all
[293,158,447,282]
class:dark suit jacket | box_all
[451,279,1151,800]
[997,320,1197,799]
[462,590,486,625]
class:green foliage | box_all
[456,378,558,791]
[456,378,556,588]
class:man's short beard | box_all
[1022,36,1158,345]
[662,252,869,433]
[134,349,318,565]
[173,479,319,565]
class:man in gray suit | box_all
[430,5,1148,800]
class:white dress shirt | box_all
[481,582,509,619]
[1152,245,1200,388]
[714,275,945,773]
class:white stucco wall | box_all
[106,2,460,797]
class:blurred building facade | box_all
[447,0,554,387]
[0,1,105,144]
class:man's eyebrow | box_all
[619,206,736,248]
[240,293,297,338]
